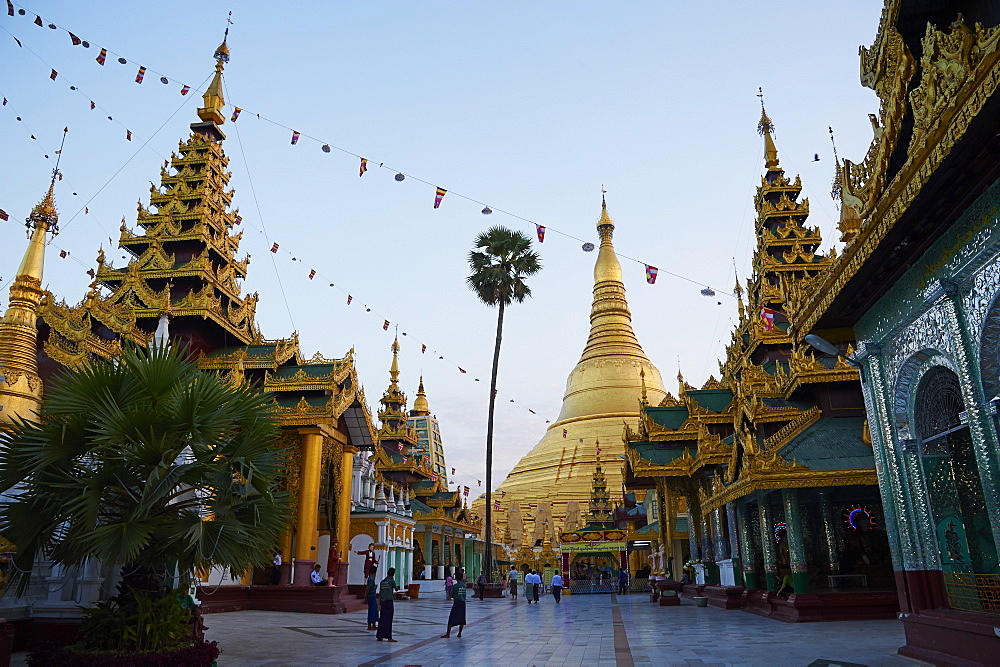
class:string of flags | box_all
[1,2,730,300]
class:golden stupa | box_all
[488,198,666,546]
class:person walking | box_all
[507,567,519,600]
[476,572,487,601]
[365,565,379,631]
[618,568,629,595]
[440,570,467,638]
[551,570,563,603]
[270,552,282,585]
[376,567,399,642]
[526,570,541,603]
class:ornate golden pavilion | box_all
[0,40,381,588]
[485,199,667,547]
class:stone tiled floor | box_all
[194,592,925,666]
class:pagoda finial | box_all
[757,88,779,170]
[196,16,231,128]
[594,193,620,283]
[639,368,648,406]
[411,374,431,416]
[389,335,401,385]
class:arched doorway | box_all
[915,366,999,610]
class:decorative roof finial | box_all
[829,126,843,202]
[757,88,779,170]
[197,14,232,128]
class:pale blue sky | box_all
[0,1,883,492]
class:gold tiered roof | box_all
[484,199,666,543]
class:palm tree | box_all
[0,344,292,598]
[466,226,541,582]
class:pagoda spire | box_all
[410,375,431,416]
[378,336,410,437]
[0,183,58,424]
[757,88,779,171]
[194,31,231,140]
[586,441,615,529]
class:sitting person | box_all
[776,566,794,599]
[310,564,327,586]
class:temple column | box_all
[782,488,810,593]
[710,505,727,562]
[338,445,358,562]
[757,491,778,590]
[662,487,675,579]
[726,502,744,587]
[423,528,433,579]
[737,498,759,589]
[817,490,840,575]
[654,479,668,577]
[292,427,324,585]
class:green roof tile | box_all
[778,416,874,470]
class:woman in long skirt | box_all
[441,570,467,638]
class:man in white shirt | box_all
[550,571,564,603]
[507,568,519,599]
[525,570,541,603]
[310,564,326,586]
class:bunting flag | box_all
[308,270,316,280]
[401,456,408,464]
[59,250,68,258]
[234,215,242,225]
[96,48,106,65]
[431,474,438,481]
[126,130,132,141]
[290,130,300,145]
[562,429,568,438]
[270,243,279,253]
[451,467,456,475]
[135,66,146,83]
[231,107,241,122]
[85,207,89,214]
[33,15,41,26]
[6,2,13,17]
[69,32,81,46]
[11,35,21,47]
[90,101,95,109]
[2,98,5,106]
[463,486,470,497]
[382,320,390,330]
[180,84,190,96]
[49,69,58,80]
[477,479,481,486]
[359,158,368,177]
[536,224,545,243]
[433,187,446,209]
[458,367,466,374]
[760,306,776,331]
[0,210,8,221]
[87,269,95,278]
[346,295,353,305]
[596,447,602,455]
[421,344,426,354]
[501,491,506,498]
[645,265,658,284]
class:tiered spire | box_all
[410,376,430,416]
[0,185,58,424]
[587,442,615,529]
[378,336,410,438]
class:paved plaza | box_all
[197,592,924,666]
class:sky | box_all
[0,1,884,495]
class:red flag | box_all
[234,215,242,225]
[180,84,190,95]
[96,48,106,65]
[432,474,438,481]
[645,265,658,284]
[231,107,241,122]
[421,344,426,354]
[290,130,300,145]
[0,210,8,221]
[359,158,368,177]
[308,270,316,280]
[85,207,89,214]
[69,33,81,46]
[347,295,353,305]
[383,320,390,330]
[451,467,456,475]
[50,69,58,80]
[596,448,602,455]
[126,130,132,141]
[6,2,12,16]
[34,15,42,26]
[135,66,146,83]
[760,307,776,331]
[402,457,408,464]
[536,224,545,242]
[562,429,568,438]
[433,187,446,209]
[477,480,481,486]
[59,250,68,258]
[270,243,279,253]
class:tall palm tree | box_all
[466,226,541,582]
[0,344,292,597]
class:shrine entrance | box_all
[558,529,628,595]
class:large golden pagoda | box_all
[488,199,666,544]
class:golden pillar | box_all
[293,427,324,585]
[339,444,359,563]
[662,486,675,579]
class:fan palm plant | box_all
[0,343,292,598]
[466,226,541,581]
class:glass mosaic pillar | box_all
[782,488,810,593]
[737,499,758,588]
[757,492,778,590]
[711,505,728,564]
[727,501,744,587]
[817,490,840,574]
